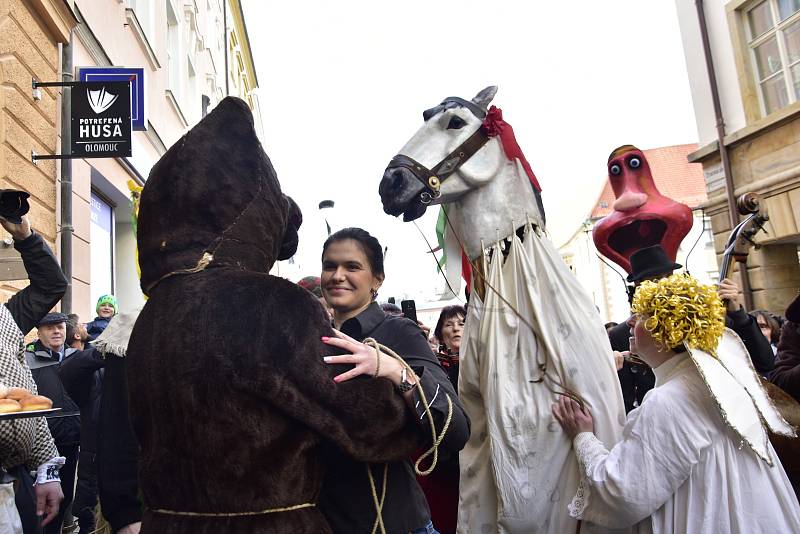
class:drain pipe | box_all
[695,0,754,309]
[60,32,74,314]
[223,2,229,96]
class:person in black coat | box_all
[319,228,470,534]
[24,313,81,534]
[59,338,104,534]
[61,309,143,534]
[770,293,800,400]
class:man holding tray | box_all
[0,213,68,533]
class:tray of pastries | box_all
[0,385,59,420]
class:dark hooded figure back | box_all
[127,97,419,534]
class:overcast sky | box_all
[241,0,699,303]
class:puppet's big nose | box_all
[612,191,648,212]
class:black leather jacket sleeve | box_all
[5,232,68,335]
[727,308,775,374]
[59,347,105,409]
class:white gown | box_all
[457,226,627,533]
[570,352,800,534]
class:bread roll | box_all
[6,387,31,401]
[0,383,8,399]
[0,399,21,413]
[20,396,52,411]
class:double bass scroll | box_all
[718,193,770,282]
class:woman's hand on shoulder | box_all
[322,330,406,386]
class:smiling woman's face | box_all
[321,239,383,322]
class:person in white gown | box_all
[552,274,800,534]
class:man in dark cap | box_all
[25,312,81,533]
[608,245,775,412]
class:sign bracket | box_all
[31,79,132,161]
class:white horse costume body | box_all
[380,87,626,533]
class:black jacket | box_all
[727,307,775,374]
[86,317,110,342]
[97,352,141,532]
[319,302,470,534]
[769,321,800,401]
[24,341,80,447]
[5,232,68,335]
[58,347,104,453]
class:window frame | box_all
[89,188,117,303]
[743,0,800,116]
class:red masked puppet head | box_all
[592,145,693,274]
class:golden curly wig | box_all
[631,273,726,354]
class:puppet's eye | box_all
[447,116,466,130]
[609,164,621,176]
[629,157,641,169]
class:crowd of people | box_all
[1,96,799,534]
[0,210,797,533]
[0,206,797,534]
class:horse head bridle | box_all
[388,97,492,204]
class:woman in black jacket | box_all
[319,228,470,534]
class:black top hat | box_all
[37,312,68,327]
[627,245,682,283]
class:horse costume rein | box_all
[387,97,491,204]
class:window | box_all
[167,0,181,102]
[747,0,800,115]
[90,191,115,309]
[128,0,155,42]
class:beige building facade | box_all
[676,0,800,315]
[1,0,261,322]
[0,0,76,304]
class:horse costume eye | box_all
[629,157,641,169]
[609,164,621,176]
[447,116,466,130]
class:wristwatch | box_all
[396,367,416,393]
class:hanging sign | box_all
[70,81,132,158]
[78,68,146,130]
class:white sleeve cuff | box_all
[34,456,65,485]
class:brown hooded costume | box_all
[127,97,419,533]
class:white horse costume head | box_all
[379,86,546,271]
[380,89,629,532]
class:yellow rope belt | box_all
[150,502,315,517]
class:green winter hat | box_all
[96,294,117,315]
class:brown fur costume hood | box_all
[127,97,418,534]
[137,97,300,294]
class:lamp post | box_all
[319,200,334,236]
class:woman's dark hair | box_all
[751,309,781,344]
[604,321,618,331]
[380,302,402,316]
[322,227,384,278]
[66,314,81,343]
[434,305,467,345]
